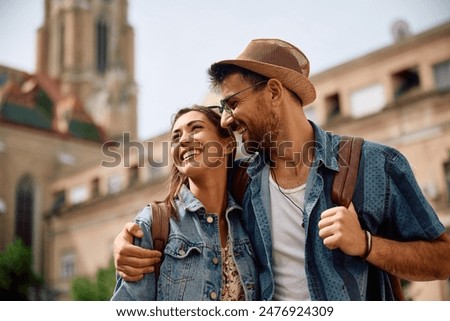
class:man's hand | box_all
[318,203,366,257]
[318,204,450,280]
[114,222,162,282]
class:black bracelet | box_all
[361,230,372,260]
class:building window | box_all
[52,190,66,213]
[0,71,7,86]
[59,23,65,72]
[444,158,450,206]
[57,152,75,166]
[15,175,34,247]
[108,175,122,194]
[60,251,76,279]
[325,93,341,122]
[392,67,420,98]
[350,83,386,118]
[433,60,450,90]
[70,185,88,205]
[91,178,100,198]
[96,20,108,73]
[0,198,6,214]
[129,165,139,187]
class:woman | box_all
[111,105,259,301]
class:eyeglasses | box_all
[209,80,267,115]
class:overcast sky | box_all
[0,0,449,139]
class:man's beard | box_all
[242,98,280,155]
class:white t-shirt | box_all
[269,172,311,300]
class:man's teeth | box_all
[237,126,247,134]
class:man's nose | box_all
[220,111,234,129]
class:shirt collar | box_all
[310,121,340,171]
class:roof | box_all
[0,68,104,143]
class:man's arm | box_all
[367,232,450,281]
[318,204,450,281]
[114,222,162,282]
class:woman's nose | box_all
[179,131,190,143]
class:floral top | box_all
[220,237,245,301]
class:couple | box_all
[111,39,450,301]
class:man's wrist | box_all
[361,230,372,260]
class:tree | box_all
[71,259,116,300]
[0,239,43,300]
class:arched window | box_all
[59,18,65,73]
[96,20,108,73]
[15,175,34,247]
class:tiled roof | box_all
[0,69,104,143]
[69,119,103,142]
[2,101,52,130]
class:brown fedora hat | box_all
[212,39,316,106]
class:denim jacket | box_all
[240,122,445,301]
[111,185,259,301]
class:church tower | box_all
[36,0,137,140]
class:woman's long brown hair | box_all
[158,105,236,219]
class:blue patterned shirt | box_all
[239,122,445,300]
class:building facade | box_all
[0,0,138,299]
[46,131,171,299]
[1,0,449,300]
[307,22,450,300]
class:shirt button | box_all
[178,249,186,256]
[212,257,219,265]
[210,291,218,300]
[206,216,214,223]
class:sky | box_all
[0,0,449,140]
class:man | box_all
[114,39,450,300]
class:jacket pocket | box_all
[160,236,203,283]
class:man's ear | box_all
[267,79,284,105]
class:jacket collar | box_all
[177,184,204,212]
[176,184,241,213]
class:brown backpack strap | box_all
[389,273,405,301]
[150,202,169,281]
[332,135,364,208]
[331,136,404,300]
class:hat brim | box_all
[212,59,316,106]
